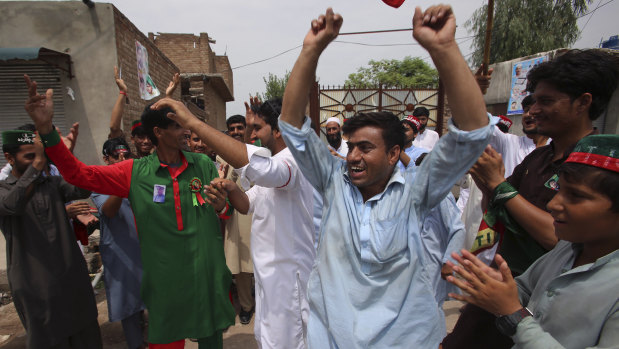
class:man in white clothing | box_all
[412,106,440,150]
[150,97,315,349]
[325,116,348,158]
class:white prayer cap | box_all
[325,117,341,126]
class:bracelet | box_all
[119,91,127,96]
[217,202,229,215]
[491,181,519,206]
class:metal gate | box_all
[309,82,444,137]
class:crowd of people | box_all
[1,4,618,349]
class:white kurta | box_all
[413,129,440,150]
[238,145,316,349]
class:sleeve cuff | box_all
[40,129,62,147]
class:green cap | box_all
[2,130,35,146]
[565,134,619,173]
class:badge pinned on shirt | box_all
[189,177,206,207]
[153,184,166,203]
[544,174,560,191]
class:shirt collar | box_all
[343,164,405,202]
[148,150,193,172]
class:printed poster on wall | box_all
[135,41,160,100]
[507,56,547,115]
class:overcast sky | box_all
[101,0,619,115]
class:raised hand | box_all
[150,98,197,130]
[244,95,261,127]
[303,8,343,53]
[166,73,180,98]
[24,74,54,134]
[218,163,230,179]
[114,66,127,93]
[412,5,456,53]
[475,64,494,94]
[61,122,80,153]
[469,145,506,192]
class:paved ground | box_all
[0,290,463,348]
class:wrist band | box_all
[119,91,127,96]
[491,181,519,206]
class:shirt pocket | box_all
[369,218,409,263]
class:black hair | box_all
[401,119,419,133]
[257,98,282,132]
[412,107,430,118]
[497,122,510,134]
[415,152,429,167]
[131,125,147,138]
[226,114,246,128]
[140,103,176,146]
[102,137,132,159]
[342,112,405,151]
[526,49,619,120]
[560,163,619,212]
[521,95,535,110]
[17,124,36,132]
[2,143,21,157]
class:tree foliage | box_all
[344,56,438,88]
[466,0,592,66]
[258,71,290,101]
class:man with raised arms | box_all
[277,6,495,348]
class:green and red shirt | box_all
[42,130,234,343]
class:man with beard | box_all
[397,115,428,173]
[412,106,440,150]
[0,129,100,348]
[325,116,348,158]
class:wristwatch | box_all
[495,307,533,336]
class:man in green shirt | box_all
[23,75,235,348]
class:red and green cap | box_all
[131,119,143,132]
[565,134,619,173]
[2,130,35,146]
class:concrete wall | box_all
[0,1,119,165]
[0,2,180,164]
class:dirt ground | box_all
[0,291,462,348]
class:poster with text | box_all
[136,41,160,100]
[507,56,547,115]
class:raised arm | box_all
[165,73,180,99]
[412,6,487,130]
[281,8,343,128]
[24,75,133,197]
[150,98,250,168]
[109,66,128,139]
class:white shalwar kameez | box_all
[237,144,316,349]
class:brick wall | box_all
[151,33,215,74]
[112,6,180,150]
[215,55,233,97]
